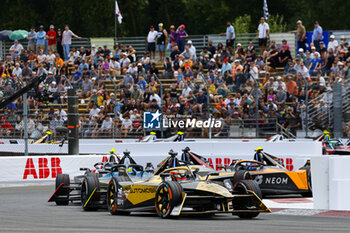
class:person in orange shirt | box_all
[215,95,227,112]
[55,53,64,67]
[231,59,243,81]
[285,76,298,101]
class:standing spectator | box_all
[46,25,57,53]
[62,25,81,61]
[312,21,323,51]
[222,21,235,56]
[176,24,188,52]
[157,23,168,62]
[35,25,46,53]
[147,25,157,60]
[167,25,177,52]
[27,26,36,53]
[257,17,270,55]
[296,20,306,52]
[328,35,339,53]
[56,28,63,59]
[9,40,23,60]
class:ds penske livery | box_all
[106,156,270,218]
[50,150,270,218]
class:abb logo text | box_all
[280,158,294,171]
[23,157,62,180]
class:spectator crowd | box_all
[1,19,350,139]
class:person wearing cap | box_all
[295,20,306,52]
[27,26,36,53]
[186,40,196,61]
[147,25,158,60]
[298,48,306,60]
[157,23,168,62]
[220,21,235,55]
[176,24,188,52]
[62,25,82,61]
[221,57,232,76]
[312,21,323,50]
[328,35,339,53]
[119,52,131,74]
[46,25,57,53]
[318,41,327,55]
[309,51,321,76]
[278,42,292,67]
[167,25,177,52]
[35,25,46,53]
[9,39,23,60]
[90,44,97,57]
[257,17,270,55]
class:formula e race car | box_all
[180,147,312,197]
[106,151,270,218]
[314,133,350,155]
[48,150,152,210]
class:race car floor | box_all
[1,185,350,233]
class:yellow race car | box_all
[106,150,270,218]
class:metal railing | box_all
[306,78,350,133]
[0,114,281,139]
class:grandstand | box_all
[0,26,349,140]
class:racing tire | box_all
[55,174,70,205]
[233,170,252,185]
[107,177,130,215]
[155,181,183,218]
[233,180,262,219]
[81,173,100,211]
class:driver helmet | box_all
[109,148,116,154]
[254,146,263,152]
[150,131,156,135]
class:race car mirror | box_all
[217,165,227,171]
[206,172,219,180]
[160,173,174,181]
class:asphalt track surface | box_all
[1,185,350,233]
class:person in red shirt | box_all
[0,117,14,137]
[46,25,57,53]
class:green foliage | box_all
[0,0,349,37]
[266,14,287,33]
[234,14,252,34]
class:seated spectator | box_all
[278,45,292,67]
[121,114,132,137]
[89,104,100,118]
[99,115,113,136]
[309,52,321,76]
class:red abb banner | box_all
[23,157,62,179]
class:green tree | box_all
[233,14,252,34]
[266,14,287,33]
